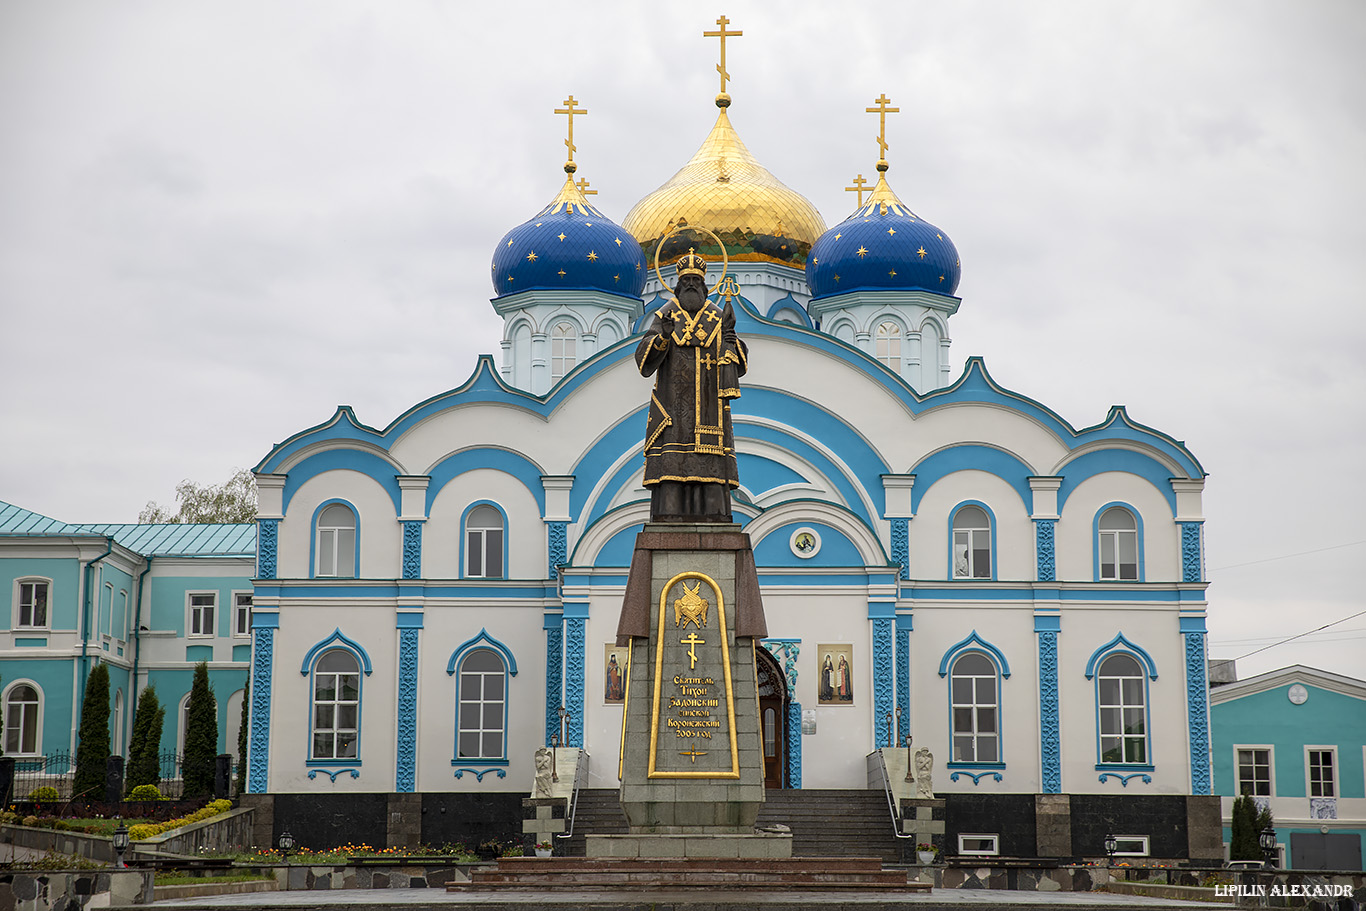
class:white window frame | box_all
[1306,745,1337,798]
[1097,651,1149,765]
[1234,744,1275,797]
[952,505,992,580]
[1098,506,1139,581]
[315,502,357,578]
[949,651,1000,763]
[310,648,362,761]
[1112,835,1150,857]
[13,577,52,630]
[2,679,43,756]
[875,321,902,372]
[550,321,578,382]
[456,647,508,761]
[187,591,217,638]
[958,834,999,856]
[232,591,253,638]
[464,505,505,580]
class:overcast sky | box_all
[2,2,1362,680]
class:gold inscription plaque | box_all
[647,571,740,778]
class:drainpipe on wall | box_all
[126,556,154,759]
[78,536,115,708]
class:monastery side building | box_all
[1,35,1218,861]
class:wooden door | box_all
[756,647,786,788]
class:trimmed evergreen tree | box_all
[125,686,165,794]
[1230,794,1261,860]
[182,662,218,798]
[73,663,112,800]
[235,674,249,794]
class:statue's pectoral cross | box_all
[679,748,708,763]
[866,93,900,163]
[680,632,705,669]
[703,15,743,96]
[700,353,719,370]
[555,95,587,165]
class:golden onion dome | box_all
[622,101,827,268]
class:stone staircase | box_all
[556,789,908,863]
[457,857,922,891]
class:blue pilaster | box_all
[1180,522,1204,583]
[786,700,802,788]
[401,521,423,580]
[1035,519,1055,582]
[870,602,895,748]
[563,602,587,748]
[895,614,913,744]
[257,519,278,580]
[890,518,909,580]
[395,613,422,792]
[544,614,564,746]
[1036,614,1061,793]
[1181,617,1212,795]
[547,521,567,578]
[247,613,278,793]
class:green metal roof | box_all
[0,501,255,558]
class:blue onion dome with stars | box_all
[491,162,647,300]
[806,164,961,300]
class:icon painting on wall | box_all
[604,644,626,704]
[817,643,854,705]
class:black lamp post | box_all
[1259,825,1278,869]
[112,819,130,868]
[1103,833,1117,865]
[278,829,295,861]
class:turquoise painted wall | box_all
[148,576,252,636]
[142,666,249,756]
[1212,683,1366,799]
[0,657,77,754]
[0,557,81,631]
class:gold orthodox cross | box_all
[679,748,708,763]
[680,632,705,669]
[703,15,742,95]
[575,177,597,196]
[866,93,900,162]
[845,174,869,207]
[555,95,587,165]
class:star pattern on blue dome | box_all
[491,175,646,300]
[806,173,960,300]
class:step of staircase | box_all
[557,789,908,863]
[454,857,927,892]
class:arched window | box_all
[875,321,902,371]
[950,653,999,762]
[1098,506,1139,581]
[952,505,992,579]
[4,683,41,754]
[456,648,507,761]
[113,689,124,756]
[312,649,361,760]
[465,504,504,579]
[316,503,357,578]
[550,322,578,382]
[1097,652,1147,764]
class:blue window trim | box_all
[941,640,1008,769]
[448,629,518,765]
[947,500,997,581]
[300,628,372,765]
[1087,635,1156,768]
[309,498,361,580]
[1092,501,1144,583]
[460,500,510,580]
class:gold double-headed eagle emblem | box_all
[673,581,710,629]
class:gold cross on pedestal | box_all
[703,15,743,95]
[575,177,597,196]
[680,632,705,669]
[866,93,900,163]
[845,174,869,207]
[555,95,587,166]
[679,748,708,763]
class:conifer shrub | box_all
[72,664,111,800]
[182,663,218,798]
[125,687,165,794]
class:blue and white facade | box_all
[1210,665,1366,869]
[241,99,1213,801]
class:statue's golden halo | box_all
[652,224,730,302]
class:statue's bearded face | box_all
[676,274,707,312]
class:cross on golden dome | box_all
[866,93,900,170]
[703,14,743,102]
[845,174,869,207]
[575,177,597,196]
[555,95,587,171]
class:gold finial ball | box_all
[715,92,732,108]
[876,159,889,173]
[564,161,578,174]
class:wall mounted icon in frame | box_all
[604,643,627,704]
[817,643,854,705]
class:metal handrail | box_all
[872,748,914,840]
[557,750,590,840]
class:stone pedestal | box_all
[612,524,781,855]
[900,797,946,851]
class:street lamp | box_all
[278,829,295,860]
[112,819,130,868]
[1259,825,1278,869]
[1103,833,1117,865]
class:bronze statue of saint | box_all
[635,250,747,522]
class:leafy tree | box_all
[73,663,112,800]
[182,663,219,798]
[126,686,165,794]
[235,674,249,794]
[1229,794,1262,860]
[139,468,257,524]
